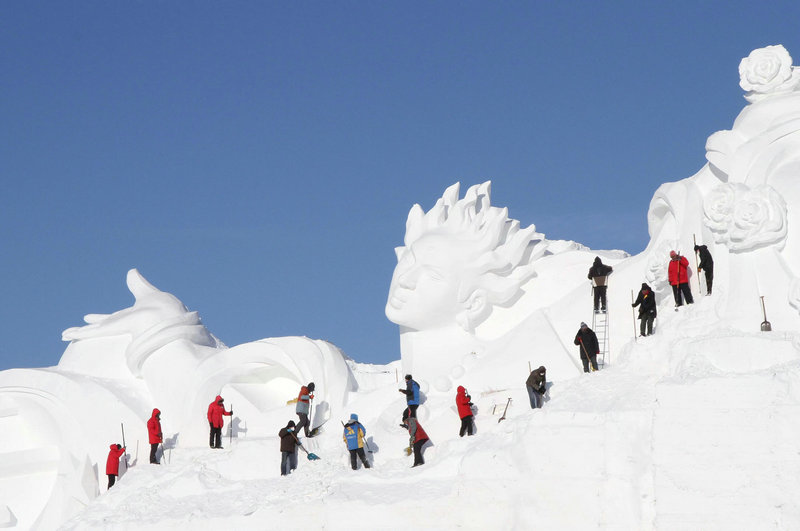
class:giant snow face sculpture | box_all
[386,181,547,386]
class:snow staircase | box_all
[592,308,609,369]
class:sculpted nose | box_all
[396,269,417,289]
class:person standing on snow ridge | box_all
[278,420,299,476]
[295,382,315,438]
[525,366,547,409]
[147,408,162,464]
[574,322,599,373]
[207,395,232,449]
[694,244,714,295]
[632,282,657,336]
[105,443,126,489]
[668,250,694,307]
[406,410,430,467]
[588,256,613,313]
[399,374,420,424]
[455,386,475,436]
[342,413,371,470]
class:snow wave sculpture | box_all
[644,44,800,329]
[0,269,356,530]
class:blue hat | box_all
[350,413,358,421]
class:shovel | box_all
[760,296,772,332]
[497,397,512,423]
[292,433,320,460]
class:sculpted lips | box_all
[388,286,411,309]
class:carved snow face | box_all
[386,233,480,331]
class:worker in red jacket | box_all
[147,408,162,464]
[406,410,430,467]
[668,250,694,307]
[105,443,126,489]
[455,386,474,437]
[207,395,233,449]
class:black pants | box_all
[296,413,310,437]
[349,448,370,470]
[672,283,694,306]
[459,415,474,437]
[593,286,608,311]
[209,425,222,448]
[412,439,427,466]
[581,354,598,373]
[107,474,116,489]
[403,404,418,420]
[703,267,713,294]
[640,314,655,336]
[150,443,159,464]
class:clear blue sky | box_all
[2,2,799,371]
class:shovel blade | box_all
[307,453,320,460]
[761,321,772,332]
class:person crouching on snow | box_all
[343,413,371,470]
[279,420,299,476]
[525,366,547,409]
[106,443,126,489]
[406,409,430,467]
[455,386,474,436]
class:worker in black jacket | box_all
[631,283,657,336]
[588,257,613,313]
[574,322,599,373]
[694,244,714,295]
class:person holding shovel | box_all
[278,420,299,476]
[574,322,599,373]
[406,408,430,467]
[295,382,315,438]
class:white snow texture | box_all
[2,45,800,530]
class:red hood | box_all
[151,408,160,419]
[215,395,223,403]
[457,386,465,394]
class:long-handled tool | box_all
[693,234,703,295]
[631,290,638,342]
[497,397,512,423]
[229,404,234,446]
[579,338,595,372]
[760,296,772,331]
[120,423,130,471]
[292,433,320,460]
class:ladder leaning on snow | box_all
[592,305,610,369]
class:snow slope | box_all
[60,296,800,530]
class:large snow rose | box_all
[739,45,800,102]
[703,183,787,252]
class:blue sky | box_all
[2,2,799,371]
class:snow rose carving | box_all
[703,183,787,252]
[739,45,800,102]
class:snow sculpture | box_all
[643,44,800,326]
[386,182,585,394]
[0,270,356,529]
